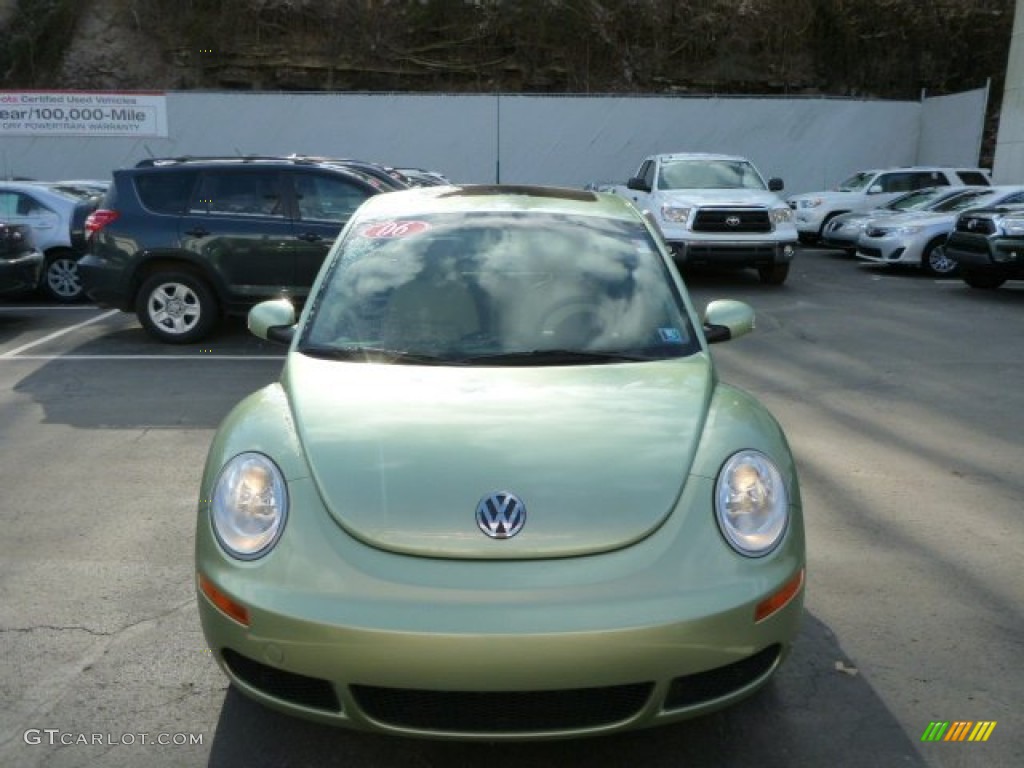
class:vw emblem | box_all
[476,491,526,539]
[967,219,978,230]
[725,215,742,227]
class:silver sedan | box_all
[855,186,1024,276]
[820,186,987,254]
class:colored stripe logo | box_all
[921,721,996,742]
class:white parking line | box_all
[3,355,285,361]
[0,309,120,358]
[0,305,102,311]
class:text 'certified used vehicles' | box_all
[78,157,393,343]
[196,185,806,740]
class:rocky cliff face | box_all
[1,0,1015,100]
[56,0,169,89]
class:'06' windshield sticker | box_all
[360,221,431,238]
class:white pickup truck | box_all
[601,153,797,285]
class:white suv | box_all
[787,166,991,243]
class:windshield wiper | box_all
[452,349,656,366]
[298,344,450,364]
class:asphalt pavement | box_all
[0,251,1020,767]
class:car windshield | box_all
[887,187,952,211]
[836,172,877,192]
[657,160,765,191]
[300,211,700,365]
[935,190,999,213]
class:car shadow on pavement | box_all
[205,612,928,768]
[9,316,284,429]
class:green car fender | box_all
[200,383,310,493]
[689,382,801,506]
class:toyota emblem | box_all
[726,215,742,227]
[476,491,526,539]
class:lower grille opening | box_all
[664,644,781,710]
[351,682,654,733]
[222,648,341,712]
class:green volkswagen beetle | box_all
[196,184,805,740]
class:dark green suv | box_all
[79,157,397,343]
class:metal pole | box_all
[495,92,501,184]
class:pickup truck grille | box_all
[955,216,995,235]
[693,208,772,234]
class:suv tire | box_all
[758,263,790,285]
[136,271,218,344]
[961,270,1006,291]
[41,249,85,303]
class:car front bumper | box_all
[197,475,805,740]
[0,249,44,296]
[667,239,798,268]
[856,233,925,265]
[946,233,1024,271]
[793,208,828,235]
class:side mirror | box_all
[768,177,784,192]
[702,299,755,344]
[249,299,297,345]
[867,184,884,195]
[627,177,651,192]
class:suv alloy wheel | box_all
[136,271,218,344]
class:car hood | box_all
[655,189,784,208]
[869,211,953,229]
[284,353,713,559]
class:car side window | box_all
[135,171,198,214]
[0,192,49,217]
[998,192,1024,205]
[911,172,947,190]
[293,173,370,222]
[0,192,18,218]
[957,171,990,186]
[190,171,285,217]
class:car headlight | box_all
[661,205,691,223]
[715,450,788,556]
[1000,217,1024,236]
[797,198,822,209]
[211,452,288,559]
[771,207,793,224]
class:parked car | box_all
[945,203,1024,290]
[79,156,391,343]
[0,181,100,302]
[196,184,805,738]
[0,220,44,298]
[820,186,989,254]
[787,166,991,244]
[855,186,1024,276]
[605,152,797,284]
[393,167,452,187]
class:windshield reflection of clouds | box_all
[658,160,765,191]
[306,213,697,360]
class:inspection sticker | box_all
[658,327,683,343]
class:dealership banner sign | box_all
[0,91,168,137]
